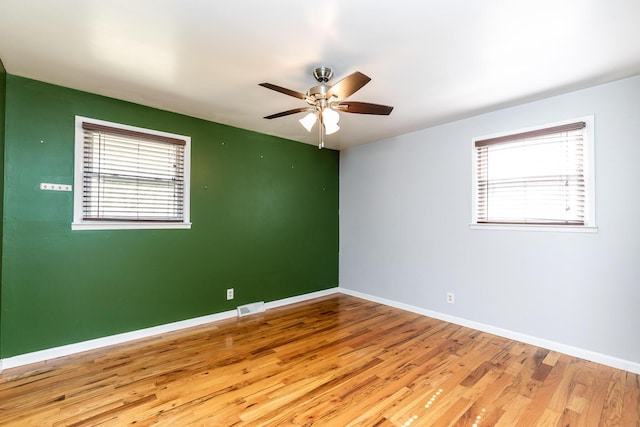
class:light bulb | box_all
[299,113,317,132]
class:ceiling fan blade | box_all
[335,101,394,115]
[326,72,371,100]
[264,107,312,119]
[259,83,306,100]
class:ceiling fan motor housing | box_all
[307,84,331,105]
[307,67,334,106]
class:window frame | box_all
[470,116,597,233]
[72,116,192,231]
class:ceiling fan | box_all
[259,67,393,148]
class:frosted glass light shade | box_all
[322,108,340,126]
[299,113,317,132]
[324,122,339,135]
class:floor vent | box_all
[237,301,265,317]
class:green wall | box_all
[0,59,6,357]
[1,75,339,358]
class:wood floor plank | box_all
[599,368,627,426]
[495,394,532,426]
[514,355,570,427]
[0,294,637,426]
[621,372,640,427]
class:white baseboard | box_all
[5,286,636,375]
[264,288,338,310]
[0,287,339,371]
[338,287,640,375]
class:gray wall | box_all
[339,75,640,368]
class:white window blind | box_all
[81,121,186,222]
[474,121,587,226]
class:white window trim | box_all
[470,115,597,233]
[72,116,192,231]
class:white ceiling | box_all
[1,1,639,150]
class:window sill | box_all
[469,223,598,233]
[72,222,192,231]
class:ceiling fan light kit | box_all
[260,67,393,148]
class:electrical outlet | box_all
[447,292,455,304]
[226,288,234,300]
[40,182,72,192]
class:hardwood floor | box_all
[0,294,638,426]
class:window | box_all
[73,116,191,230]
[471,117,596,232]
